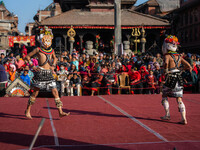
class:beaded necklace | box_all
[39,47,54,55]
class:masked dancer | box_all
[25,26,70,119]
[161,35,192,125]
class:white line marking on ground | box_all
[19,140,200,150]
[46,98,59,146]
[98,96,168,142]
[183,98,200,104]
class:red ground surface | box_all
[0,94,200,150]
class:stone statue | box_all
[84,41,98,56]
[123,41,132,57]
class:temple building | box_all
[0,1,19,50]
[33,0,171,54]
[170,0,200,53]
[134,0,180,18]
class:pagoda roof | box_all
[40,9,170,28]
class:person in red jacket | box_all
[128,67,143,94]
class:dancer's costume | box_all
[162,35,183,98]
[162,53,184,98]
[161,35,186,119]
[28,26,63,108]
[32,47,57,90]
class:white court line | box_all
[19,140,200,150]
[46,98,59,146]
[183,98,200,104]
[98,96,168,142]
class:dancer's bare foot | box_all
[160,115,171,121]
[178,120,187,125]
[59,112,70,118]
[25,110,32,119]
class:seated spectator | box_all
[8,52,16,64]
[60,51,69,62]
[196,57,200,66]
[156,53,163,67]
[149,57,159,71]
[8,64,17,82]
[21,45,27,56]
[15,55,24,71]
[70,73,81,96]
[79,57,84,69]
[31,55,38,67]
[135,56,144,70]
[60,75,72,96]
[21,65,34,83]
[128,67,143,94]
[57,64,68,75]
[153,65,161,81]
[105,67,119,94]
[116,58,122,70]
[126,60,132,72]
[90,68,103,96]
[139,65,149,94]
[70,57,79,71]
[68,64,77,74]
[20,69,30,86]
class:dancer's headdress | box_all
[38,26,53,47]
[162,35,180,54]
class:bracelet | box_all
[52,64,56,67]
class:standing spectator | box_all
[20,69,31,86]
[139,65,149,94]
[128,67,143,94]
[146,70,157,94]
[0,53,6,64]
[0,64,7,83]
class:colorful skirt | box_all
[32,68,57,90]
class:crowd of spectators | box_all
[0,46,199,96]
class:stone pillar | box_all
[63,35,67,50]
[69,38,75,54]
[114,0,122,56]
[79,35,83,50]
[140,27,146,53]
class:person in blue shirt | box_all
[20,70,30,86]
[70,57,79,71]
[0,64,7,83]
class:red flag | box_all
[30,36,35,46]
[8,36,14,47]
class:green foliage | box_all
[0,1,5,7]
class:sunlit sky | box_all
[4,0,148,33]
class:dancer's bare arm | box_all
[181,57,192,72]
[25,48,39,62]
[52,51,58,66]
[164,55,170,73]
